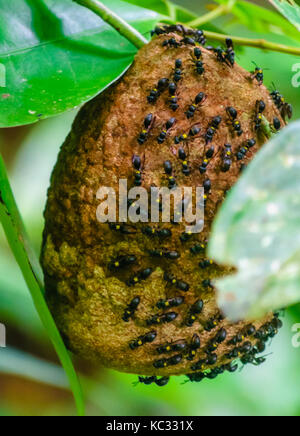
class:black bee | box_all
[189,126,201,137]
[157,340,187,354]
[226,107,243,136]
[273,117,281,131]
[156,296,184,310]
[109,255,137,270]
[162,161,172,176]
[199,158,209,174]
[194,30,206,45]
[132,154,143,186]
[129,330,157,350]
[214,46,229,65]
[127,268,153,286]
[122,296,140,322]
[256,100,266,114]
[190,242,206,255]
[186,300,203,327]
[251,64,264,85]
[169,95,179,111]
[205,116,222,143]
[199,259,213,269]
[151,26,165,37]
[147,311,178,326]
[168,175,176,189]
[222,144,232,172]
[168,82,177,95]
[147,88,159,104]
[155,376,170,387]
[225,38,235,66]
[138,376,156,385]
[174,59,183,82]
[204,317,219,332]
[186,92,206,119]
[181,36,196,46]
[138,113,154,144]
[191,51,205,75]
[186,372,206,382]
[162,37,180,48]
[254,112,263,130]
[157,130,167,144]
[236,144,249,161]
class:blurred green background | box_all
[0,0,300,416]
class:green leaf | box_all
[0,0,161,128]
[0,154,85,416]
[208,121,300,321]
[268,0,300,31]
[214,0,300,41]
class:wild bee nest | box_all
[42,26,288,387]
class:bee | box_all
[168,82,177,95]
[222,144,232,172]
[109,255,137,270]
[190,242,206,255]
[199,258,213,269]
[205,116,222,143]
[169,95,179,111]
[225,38,235,66]
[157,340,187,354]
[147,88,160,104]
[137,113,154,145]
[181,37,196,46]
[162,37,181,48]
[273,117,281,131]
[174,59,183,82]
[156,296,184,310]
[132,154,143,186]
[226,107,243,136]
[186,92,206,119]
[127,268,153,287]
[147,311,178,326]
[122,296,140,322]
[251,63,264,85]
[129,330,157,350]
[194,30,206,45]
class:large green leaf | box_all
[208,121,300,321]
[269,0,300,31]
[214,0,300,41]
[0,0,161,128]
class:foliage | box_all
[208,122,300,320]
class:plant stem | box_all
[188,0,236,27]
[0,154,85,416]
[73,0,147,49]
[204,30,300,56]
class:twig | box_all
[188,0,236,27]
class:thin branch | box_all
[204,30,300,56]
[188,0,236,27]
[73,0,147,49]
[0,154,85,416]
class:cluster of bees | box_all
[108,25,289,387]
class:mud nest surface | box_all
[41,27,287,385]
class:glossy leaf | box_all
[208,121,300,321]
[0,0,161,128]
[214,0,300,41]
[269,0,300,31]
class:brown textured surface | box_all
[41,31,285,377]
